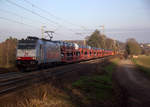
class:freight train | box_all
[16,36,115,71]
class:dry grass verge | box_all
[132,55,150,77]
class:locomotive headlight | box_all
[17,57,21,60]
[32,57,36,60]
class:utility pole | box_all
[45,31,54,41]
[84,39,86,46]
[76,33,86,46]
[100,25,105,35]
[41,26,46,38]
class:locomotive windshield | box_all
[18,44,36,49]
[18,40,37,49]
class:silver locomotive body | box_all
[16,37,61,69]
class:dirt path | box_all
[114,59,150,107]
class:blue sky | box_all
[0,0,150,42]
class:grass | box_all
[132,55,150,76]
[18,84,74,107]
[104,58,120,76]
[72,58,120,102]
[72,75,113,101]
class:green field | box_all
[133,55,150,76]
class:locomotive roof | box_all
[18,36,38,43]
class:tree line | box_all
[86,30,120,51]
[125,38,141,55]
[0,37,17,68]
[86,30,148,56]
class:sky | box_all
[0,0,150,43]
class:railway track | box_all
[0,57,111,97]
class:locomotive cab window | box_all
[18,40,37,49]
[18,44,36,49]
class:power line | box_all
[0,16,39,29]
[6,0,60,28]
[5,0,77,34]
[0,9,48,26]
[23,0,89,30]
[23,0,60,20]
[23,0,82,32]
[5,0,93,38]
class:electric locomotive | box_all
[16,36,61,70]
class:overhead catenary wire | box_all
[23,0,93,36]
[0,9,49,27]
[0,16,39,29]
[23,0,89,30]
[4,0,94,39]
[1,1,141,42]
[5,0,80,35]
[0,16,41,40]
[6,0,60,29]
